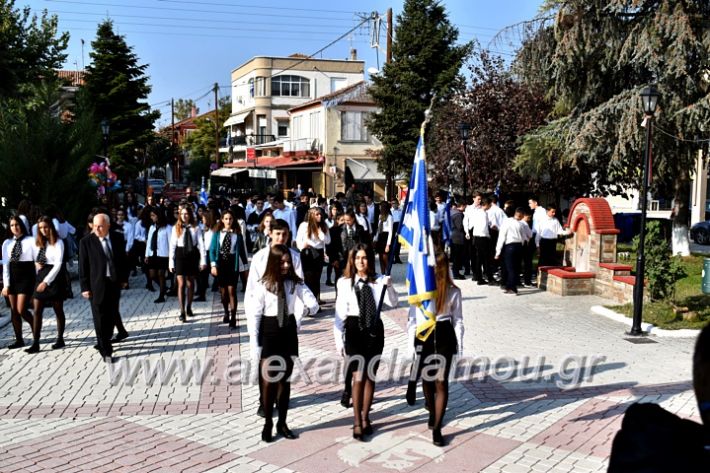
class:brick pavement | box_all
[0,262,700,472]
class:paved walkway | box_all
[0,261,699,472]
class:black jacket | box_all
[450,208,466,245]
[79,231,128,302]
[334,223,371,262]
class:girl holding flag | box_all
[407,252,464,446]
[334,243,398,440]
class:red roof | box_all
[566,198,619,234]
[226,156,324,169]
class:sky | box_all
[23,0,543,128]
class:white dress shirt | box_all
[133,221,148,243]
[495,217,533,257]
[375,215,394,246]
[120,221,134,252]
[2,236,37,286]
[532,206,547,235]
[391,208,402,224]
[367,203,376,226]
[246,246,303,290]
[272,207,297,237]
[145,225,172,258]
[468,208,490,238]
[536,216,567,246]
[296,222,331,251]
[487,204,507,230]
[355,214,371,234]
[168,225,207,271]
[36,240,65,285]
[407,285,464,356]
[333,275,398,352]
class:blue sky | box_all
[24,0,543,127]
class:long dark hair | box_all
[8,214,29,239]
[344,243,376,286]
[260,244,302,294]
[35,216,59,247]
[434,252,456,314]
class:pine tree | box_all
[367,0,470,185]
[84,20,159,178]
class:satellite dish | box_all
[367,67,380,76]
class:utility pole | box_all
[213,82,220,167]
[171,98,177,182]
[386,8,393,64]
[384,8,394,201]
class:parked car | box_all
[162,183,189,202]
[147,178,165,196]
[691,220,710,245]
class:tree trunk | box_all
[671,168,691,257]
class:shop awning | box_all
[346,158,385,181]
[211,167,248,177]
[223,111,250,127]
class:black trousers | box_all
[522,240,536,285]
[472,236,493,282]
[489,229,500,274]
[302,249,324,302]
[503,243,523,293]
[91,280,120,357]
[538,238,559,268]
[451,243,466,275]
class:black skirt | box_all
[8,261,36,295]
[344,316,385,367]
[376,232,390,254]
[414,320,457,377]
[33,264,67,302]
[216,254,238,287]
[148,256,169,271]
[174,247,199,276]
[259,315,298,359]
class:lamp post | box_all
[458,122,471,200]
[630,85,660,336]
[100,118,110,160]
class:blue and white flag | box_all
[398,135,438,342]
[199,176,208,205]
[440,185,453,248]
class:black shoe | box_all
[261,423,274,443]
[179,311,186,323]
[25,343,40,354]
[112,332,129,343]
[432,428,445,446]
[363,421,373,436]
[223,313,229,324]
[154,296,166,303]
[453,274,465,280]
[488,280,498,286]
[186,308,194,317]
[406,380,417,406]
[428,410,435,429]
[340,390,351,408]
[229,312,237,328]
[256,404,265,418]
[277,423,297,439]
[103,355,118,364]
[194,296,206,302]
[93,344,100,350]
[325,280,334,287]
[51,339,65,350]
[352,424,363,441]
[166,289,177,297]
[7,340,24,349]
[476,280,486,285]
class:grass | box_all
[607,253,710,330]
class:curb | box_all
[591,305,701,338]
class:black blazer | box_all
[335,223,372,262]
[450,209,466,245]
[79,231,128,302]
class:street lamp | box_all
[100,118,110,159]
[458,122,471,200]
[630,85,660,336]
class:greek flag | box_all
[440,185,453,248]
[398,136,438,342]
[199,177,208,205]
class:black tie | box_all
[37,245,48,265]
[276,288,288,328]
[356,278,377,333]
[184,228,194,253]
[102,238,117,282]
[150,226,158,255]
[10,237,22,262]
[219,231,231,260]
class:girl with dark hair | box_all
[355,201,371,235]
[296,207,331,303]
[208,210,244,327]
[246,244,319,442]
[252,212,273,253]
[407,252,463,446]
[325,208,343,286]
[374,201,393,273]
[169,205,206,322]
[1,216,36,348]
[26,217,68,353]
[16,199,31,230]
[145,208,172,303]
[334,243,398,440]
[195,209,216,302]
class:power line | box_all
[653,124,710,143]
[44,0,357,21]
[155,0,357,15]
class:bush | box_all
[632,220,686,300]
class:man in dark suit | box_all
[333,210,371,281]
[450,201,467,279]
[80,213,128,362]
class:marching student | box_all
[407,252,464,446]
[145,208,171,303]
[208,210,245,328]
[2,216,36,349]
[251,212,273,254]
[246,244,319,442]
[26,217,67,353]
[296,207,330,303]
[169,205,207,322]
[374,202,393,274]
[334,243,398,440]
[195,209,216,302]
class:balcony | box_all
[219,134,277,152]
[284,137,321,157]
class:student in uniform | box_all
[296,207,330,304]
[26,217,68,353]
[2,216,36,348]
[334,243,398,440]
[374,202,393,273]
[208,210,245,328]
[407,252,464,446]
[169,205,206,322]
[145,208,171,303]
[246,244,319,442]
[195,209,216,302]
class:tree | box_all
[174,98,198,121]
[83,20,159,179]
[183,97,230,163]
[512,0,710,255]
[0,0,68,99]
[367,0,470,188]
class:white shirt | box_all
[245,279,319,358]
[145,225,172,258]
[168,225,207,270]
[532,206,547,235]
[36,240,65,285]
[430,210,440,231]
[536,216,567,246]
[31,218,66,239]
[495,217,533,257]
[375,215,394,246]
[355,214,371,234]
[366,203,376,225]
[133,221,148,242]
[468,207,490,238]
[119,220,134,252]
[296,222,331,251]
[462,205,479,234]
[333,276,398,352]
[247,246,303,284]
[487,204,507,231]
[407,285,464,356]
[391,208,402,224]
[272,207,297,237]
[2,235,37,284]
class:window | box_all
[271,75,310,97]
[330,77,346,93]
[277,121,289,137]
[255,77,266,97]
[309,111,321,140]
[341,111,369,142]
[248,78,254,98]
